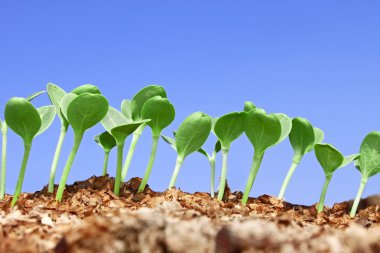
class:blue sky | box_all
[0,1,379,205]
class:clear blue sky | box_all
[0,1,379,205]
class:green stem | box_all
[317,175,332,213]
[55,133,83,202]
[11,143,32,207]
[350,176,368,217]
[168,156,184,189]
[210,157,216,198]
[0,126,8,199]
[48,126,68,193]
[241,152,264,205]
[121,124,145,182]
[138,134,159,193]
[217,148,229,201]
[278,154,301,200]
[102,151,110,176]
[114,144,124,196]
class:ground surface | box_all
[1,176,380,253]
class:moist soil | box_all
[1,176,380,253]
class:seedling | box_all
[138,96,175,193]
[55,92,109,202]
[242,109,291,205]
[314,143,358,213]
[278,117,324,199]
[121,85,167,182]
[94,131,117,176]
[5,98,55,206]
[163,112,212,189]
[350,132,380,217]
[214,112,246,201]
[101,107,147,195]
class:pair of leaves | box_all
[356,132,380,178]
[214,112,246,150]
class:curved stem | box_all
[278,154,301,199]
[317,175,332,213]
[11,143,32,207]
[242,152,264,205]
[138,134,159,193]
[102,151,110,176]
[217,148,229,201]
[55,133,83,202]
[350,176,368,217]
[114,144,124,196]
[48,126,68,193]
[210,157,216,198]
[168,156,184,189]
[0,126,8,199]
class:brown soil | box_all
[1,176,380,253]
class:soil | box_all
[1,176,380,253]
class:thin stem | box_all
[138,134,159,193]
[217,148,229,201]
[168,156,184,189]
[241,152,264,205]
[278,154,301,200]
[48,126,68,193]
[102,151,110,176]
[11,143,32,207]
[350,176,368,217]
[210,157,216,198]
[317,175,332,213]
[121,124,145,182]
[0,126,8,199]
[114,144,124,196]
[55,133,83,202]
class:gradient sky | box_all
[0,1,379,206]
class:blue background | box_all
[0,1,379,206]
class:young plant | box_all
[5,98,55,206]
[242,109,291,205]
[350,132,380,217]
[94,131,117,176]
[214,112,246,201]
[164,112,212,189]
[101,107,147,196]
[278,117,324,199]
[121,85,167,182]
[138,96,175,193]
[55,92,109,202]
[314,143,358,213]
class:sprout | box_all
[350,132,380,217]
[278,117,324,199]
[138,96,175,193]
[242,108,291,205]
[198,141,221,198]
[5,98,55,206]
[214,112,246,201]
[314,143,358,213]
[94,131,117,176]
[101,107,147,195]
[55,92,109,202]
[121,85,167,182]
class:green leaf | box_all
[141,96,175,136]
[47,83,68,125]
[4,98,42,144]
[36,106,56,136]
[245,109,282,154]
[131,85,167,121]
[121,99,132,121]
[306,127,325,152]
[244,101,256,112]
[358,131,380,178]
[214,112,246,150]
[175,112,212,159]
[71,84,101,95]
[341,154,360,168]
[60,93,78,120]
[161,135,177,151]
[314,144,344,176]
[214,140,222,153]
[26,90,46,101]
[289,117,315,157]
[95,131,117,152]
[66,93,109,135]
[274,113,292,144]
[110,123,146,145]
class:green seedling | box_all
[278,117,324,199]
[121,85,167,182]
[314,143,358,213]
[0,90,45,199]
[350,132,380,217]
[242,109,291,205]
[138,96,175,193]
[164,112,212,189]
[95,131,117,176]
[55,92,109,202]
[101,107,147,195]
[5,98,55,206]
[214,112,246,201]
